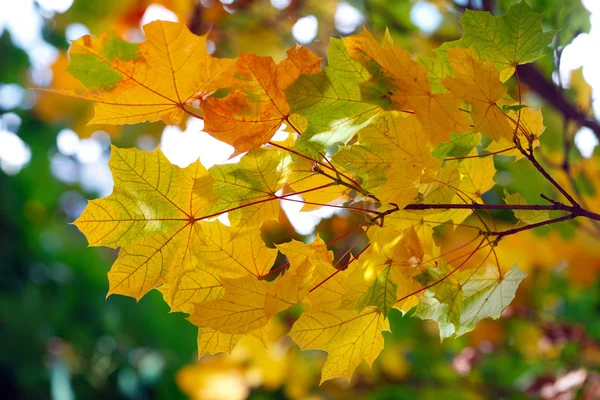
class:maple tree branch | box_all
[514,140,580,207]
[487,214,576,240]
[402,202,600,222]
[403,203,564,212]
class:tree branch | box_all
[487,214,576,240]
[403,203,565,212]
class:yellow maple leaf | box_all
[333,112,439,209]
[74,146,278,301]
[74,146,211,299]
[290,307,389,383]
[265,236,333,317]
[443,47,514,141]
[190,275,270,334]
[344,29,470,143]
[57,21,236,125]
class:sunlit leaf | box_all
[58,21,236,125]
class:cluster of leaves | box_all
[57,2,562,382]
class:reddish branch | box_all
[403,202,600,224]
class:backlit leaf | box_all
[74,146,210,300]
[453,1,555,81]
[444,47,514,141]
[415,263,527,339]
[60,21,236,125]
[290,307,389,383]
[201,46,322,155]
[285,38,381,156]
[504,190,550,225]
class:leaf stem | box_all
[309,243,371,293]
[193,183,336,222]
[396,237,487,304]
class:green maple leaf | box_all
[285,38,380,156]
[357,265,398,316]
[415,264,527,340]
[460,1,555,80]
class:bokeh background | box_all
[1,0,600,398]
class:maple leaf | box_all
[415,264,527,340]
[333,112,439,208]
[504,190,550,225]
[286,235,395,382]
[420,1,554,106]
[59,21,236,125]
[201,45,322,155]
[73,146,211,300]
[74,146,279,301]
[444,47,514,141]
[285,38,381,156]
[343,29,470,144]
[290,307,389,383]
[455,1,555,81]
